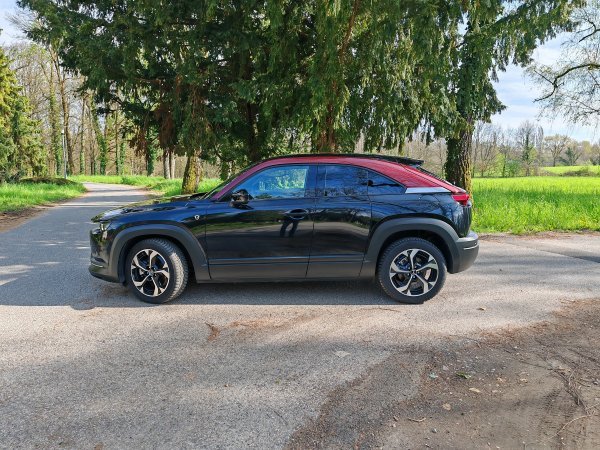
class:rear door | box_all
[307,164,371,278]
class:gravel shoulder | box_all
[0,183,598,449]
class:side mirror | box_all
[231,189,250,206]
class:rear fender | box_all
[360,217,460,277]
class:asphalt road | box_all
[0,183,598,449]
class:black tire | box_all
[125,238,189,304]
[377,237,446,304]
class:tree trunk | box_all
[444,129,473,193]
[246,102,261,162]
[89,100,108,175]
[54,59,74,175]
[181,152,200,194]
[170,151,176,178]
[114,109,121,175]
[314,103,337,152]
[79,95,86,174]
[48,65,61,176]
[163,149,170,178]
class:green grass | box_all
[0,179,86,212]
[472,177,600,233]
[71,175,221,197]
[542,165,600,176]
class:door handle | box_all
[284,209,309,220]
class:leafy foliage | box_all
[18,0,579,192]
[0,45,45,182]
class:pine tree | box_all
[0,45,45,181]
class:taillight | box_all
[452,193,471,206]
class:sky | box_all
[0,0,597,143]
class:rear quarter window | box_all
[367,171,406,196]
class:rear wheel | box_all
[377,238,446,304]
[125,238,188,304]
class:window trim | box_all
[218,163,317,203]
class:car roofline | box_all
[263,153,424,167]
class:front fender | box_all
[111,223,210,283]
[360,217,461,277]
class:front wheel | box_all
[377,238,446,304]
[125,238,189,304]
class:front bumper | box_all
[449,230,479,273]
[89,227,119,282]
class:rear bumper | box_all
[448,231,479,273]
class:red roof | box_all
[213,154,462,200]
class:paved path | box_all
[0,183,598,448]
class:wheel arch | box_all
[111,224,210,283]
[361,218,460,277]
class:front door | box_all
[205,164,316,280]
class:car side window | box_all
[233,165,310,200]
[319,165,368,197]
[367,170,406,195]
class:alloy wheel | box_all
[130,249,170,297]
[389,248,439,297]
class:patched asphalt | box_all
[0,183,598,449]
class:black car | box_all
[90,154,478,304]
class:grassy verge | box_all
[71,175,221,197]
[542,165,600,176]
[0,179,86,212]
[472,177,600,233]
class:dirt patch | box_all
[206,322,221,342]
[287,299,600,449]
[0,206,50,233]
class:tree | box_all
[590,143,600,165]
[531,0,600,126]
[19,0,466,193]
[0,45,45,181]
[560,144,583,165]
[443,0,580,192]
[516,121,543,176]
[543,134,571,166]
[275,1,460,154]
[472,123,502,177]
[88,101,108,175]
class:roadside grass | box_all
[71,175,221,197]
[0,179,86,212]
[542,165,600,176]
[472,177,600,233]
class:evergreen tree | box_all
[443,0,580,192]
[0,45,44,181]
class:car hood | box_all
[91,193,208,222]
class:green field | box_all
[542,165,600,176]
[472,177,600,233]
[71,175,221,197]
[0,180,86,212]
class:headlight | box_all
[98,221,110,232]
